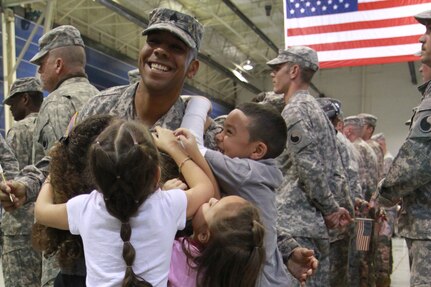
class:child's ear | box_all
[250,141,267,160]
[197,229,211,244]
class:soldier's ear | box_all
[186,59,199,79]
[54,58,64,74]
[22,93,30,105]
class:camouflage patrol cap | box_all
[142,8,204,51]
[267,46,319,71]
[3,77,43,105]
[358,113,378,127]
[415,10,431,25]
[371,133,385,141]
[128,68,140,85]
[30,25,85,65]
[315,97,341,119]
[343,115,363,127]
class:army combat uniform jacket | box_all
[379,82,431,240]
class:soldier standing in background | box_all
[377,9,431,287]
[2,77,44,287]
[358,113,384,180]
[342,116,378,287]
[267,46,351,287]
[30,25,98,163]
[357,113,392,287]
[371,133,393,176]
[29,25,99,287]
[315,97,355,287]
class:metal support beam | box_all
[199,53,261,95]
[1,0,46,8]
[2,8,16,133]
[222,0,278,53]
[95,0,148,27]
[43,0,54,31]
[11,8,44,76]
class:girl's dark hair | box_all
[89,120,159,287]
[193,200,265,287]
[32,114,114,267]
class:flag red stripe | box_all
[306,35,420,52]
[287,17,418,36]
[320,55,419,69]
[358,0,431,11]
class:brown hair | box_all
[191,200,266,287]
[89,120,159,287]
[32,114,114,267]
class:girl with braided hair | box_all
[35,119,214,287]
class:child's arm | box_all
[34,177,69,230]
[153,127,214,218]
[175,127,220,199]
[180,96,211,147]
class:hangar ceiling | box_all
[2,0,286,106]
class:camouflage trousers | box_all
[405,238,431,287]
[42,252,60,287]
[373,207,395,287]
[287,237,330,287]
[2,235,41,287]
[348,221,376,287]
[329,236,350,287]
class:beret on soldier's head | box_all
[358,113,378,127]
[4,77,43,105]
[415,9,431,25]
[30,25,84,64]
[315,97,342,119]
[142,8,204,51]
[267,46,319,72]
[343,115,363,127]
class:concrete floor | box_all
[0,237,411,287]
[391,237,410,287]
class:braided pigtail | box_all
[90,120,159,287]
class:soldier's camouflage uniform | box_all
[30,75,99,287]
[276,90,342,287]
[378,64,431,287]
[330,133,358,287]
[366,139,392,287]
[353,138,379,202]
[0,134,21,286]
[32,76,98,163]
[3,112,42,287]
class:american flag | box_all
[284,0,431,68]
[355,218,373,251]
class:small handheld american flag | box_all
[355,218,373,251]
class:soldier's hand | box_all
[287,247,319,286]
[0,181,27,211]
[324,207,353,229]
[338,207,353,227]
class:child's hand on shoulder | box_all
[174,128,198,155]
[162,178,188,191]
[152,126,180,153]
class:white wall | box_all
[312,62,422,156]
[241,61,423,156]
